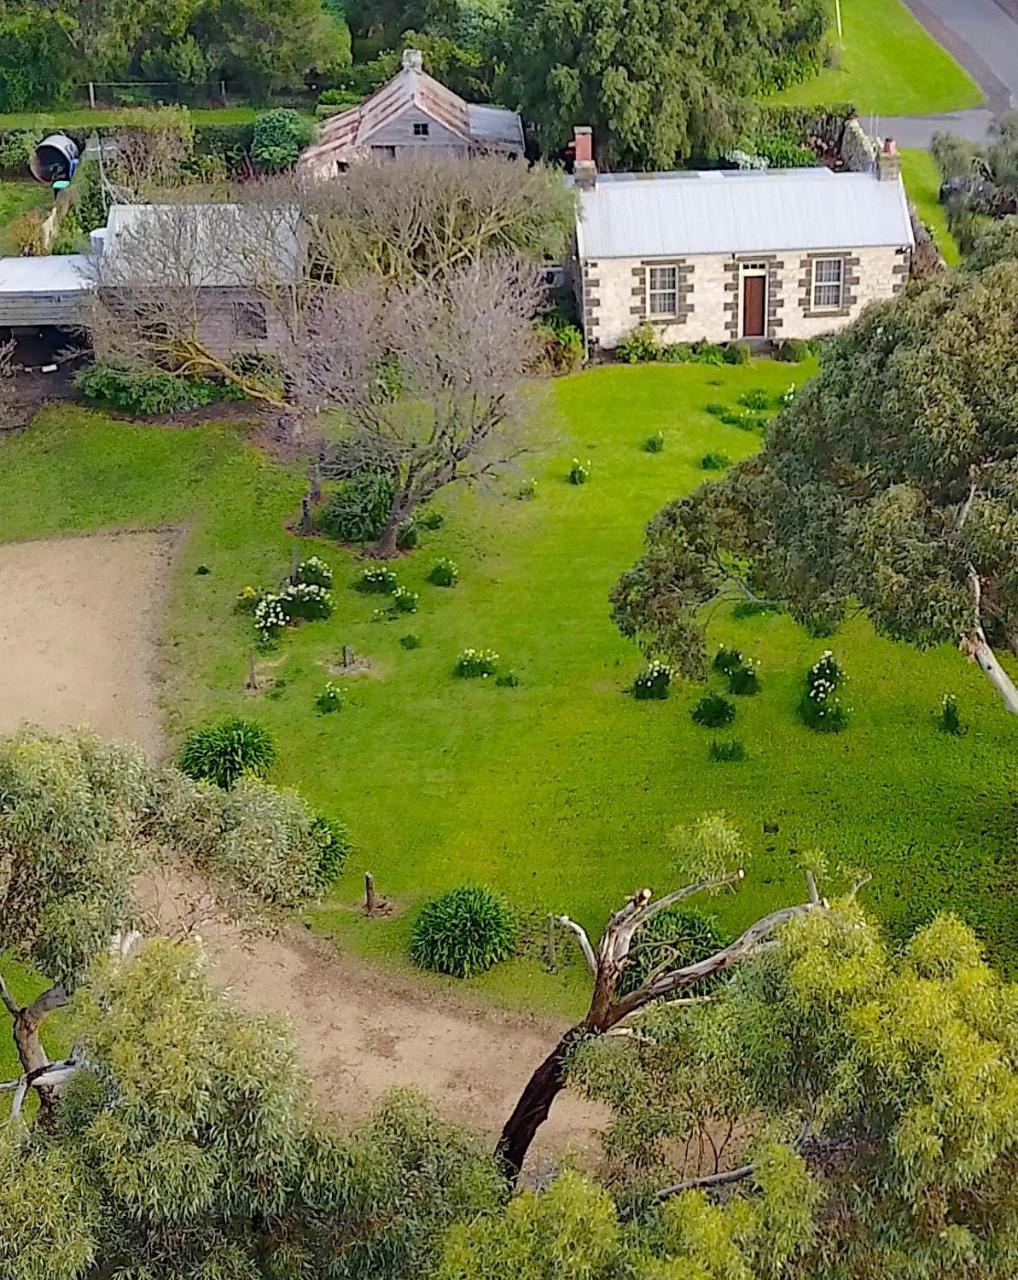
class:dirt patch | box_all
[0,531,174,757]
[142,867,607,1171]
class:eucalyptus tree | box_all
[613,259,1018,715]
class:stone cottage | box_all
[572,129,915,352]
[298,49,525,178]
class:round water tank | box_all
[30,134,79,184]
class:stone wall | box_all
[584,244,909,350]
[840,118,878,174]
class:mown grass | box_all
[0,361,1014,1020]
[901,147,961,265]
[0,105,261,129]
[771,0,982,115]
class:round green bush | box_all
[320,473,395,543]
[179,718,276,789]
[618,907,727,997]
[428,557,459,587]
[410,885,516,978]
[691,693,735,728]
[252,108,315,172]
[309,814,352,887]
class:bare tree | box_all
[297,152,576,286]
[496,872,826,1182]
[88,197,302,405]
[296,255,541,556]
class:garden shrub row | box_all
[75,359,246,415]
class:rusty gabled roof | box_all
[299,50,524,174]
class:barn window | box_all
[812,257,844,310]
[413,122,430,137]
[646,264,678,317]
[233,300,268,340]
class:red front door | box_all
[742,275,766,338]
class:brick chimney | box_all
[402,48,424,72]
[573,125,597,189]
[876,137,901,182]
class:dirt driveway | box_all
[0,531,173,756]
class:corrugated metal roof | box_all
[103,203,302,287]
[0,254,92,295]
[575,168,914,258]
[299,52,523,172]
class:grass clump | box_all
[410,885,516,978]
[700,452,732,470]
[180,718,276,789]
[692,693,736,728]
[709,739,746,763]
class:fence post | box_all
[220,80,227,104]
[88,81,96,111]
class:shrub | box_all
[357,566,399,594]
[418,507,445,531]
[397,519,418,550]
[723,341,751,365]
[692,693,735,728]
[251,108,315,172]
[617,907,727,996]
[180,719,276,789]
[710,738,746,762]
[632,661,672,700]
[939,692,967,736]
[428,557,459,587]
[516,478,538,501]
[776,338,810,363]
[780,384,798,408]
[495,670,520,687]
[713,646,743,676]
[319,472,395,543]
[254,583,333,640]
[392,585,418,614]
[738,388,771,411]
[661,343,692,363]
[693,341,726,365]
[800,650,849,732]
[615,323,659,364]
[568,458,591,485]
[75,360,220,415]
[705,402,728,417]
[732,599,776,619]
[700,452,732,470]
[456,648,499,678]
[534,315,585,373]
[728,661,761,696]
[400,633,422,649]
[316,682,343,714]
[310,814,352,887]
[410,885,516,978]
[643,431,665,453]
[293,556,333,589]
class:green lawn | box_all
[1,364,1015,1020]
[771,0,982,115]
[0,106,261,129]
[0,180,53,254]
[901,147,960,264]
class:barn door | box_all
[741,273,766,339]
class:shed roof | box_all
[299,50,523,172]
[575,167,914,259]
[0,254,92,295]
[103,203,302,287]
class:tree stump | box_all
[299,496,312,536]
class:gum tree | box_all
[613,259,1018,715]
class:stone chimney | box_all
[573,125,596,189]
[876,137,901,182]
[402,48,424,72]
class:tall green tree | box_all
[613,260,1018,715]
[498,0,825,168]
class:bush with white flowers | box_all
[633,660,672,700]
[456,648,499,678]
[294,555,333,589]
[358,566,399,594]
[800,650,849,732]
[254,581,333,642]
[568,458,591,485]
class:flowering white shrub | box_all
[254,581,333,641]
[392,585,418,614]
[316,681,343,714]
[568,458,591,485]
[428,557,459,587]
[456,648,499,678]
[633,660,672,700]
[800,650,849,732]
[294,555,333,589]
[358,566,399,594]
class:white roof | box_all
[103,203,303,287]
[0,254,92,295]
[576,167,914,259]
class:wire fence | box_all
[61,81,316,113]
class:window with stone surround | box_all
[811,257,844,310]
[646,265,679,317]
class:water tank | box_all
[30,134,79,184]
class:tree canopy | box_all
[613,259,1018,714]
[498,0,826,169]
